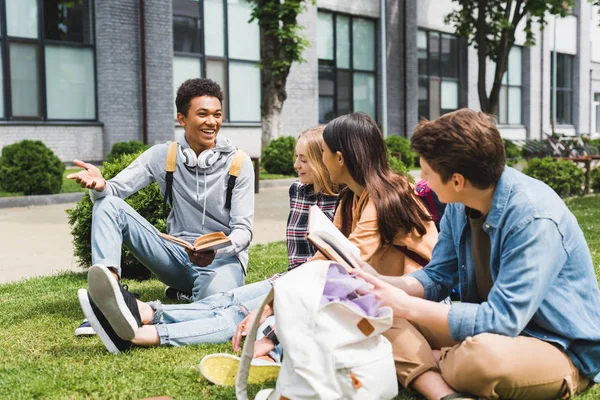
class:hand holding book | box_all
[306,205,362,272]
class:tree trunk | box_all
[475,1,491,113]
[259,22,288,152]
[261,92,283,151]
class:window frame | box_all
[0,0,97,122]
[173,0,261,124]
[594,93,600,135]
[550,51,574,126]
[498,45,523,125]
[417,28,460,121]
[317,10,378,124]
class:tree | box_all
[247,0,314,151]
[445,0,574,116]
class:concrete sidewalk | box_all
[0,170,421,284]
[0,186,290,284]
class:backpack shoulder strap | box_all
[163,142,178,217]
[225,150,247,209]
[236,287,275,400]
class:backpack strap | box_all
[163,142,178,218]
[394,245,430,268]
[236,288,275,400]
[225,150,247,209]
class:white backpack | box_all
[236,260,398,400]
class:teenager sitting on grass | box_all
[77,126,339,354]
[70,78,254,336]
[355,108,600,400]
[231,112,440,368]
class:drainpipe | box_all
[551,15,557,135]
[380,0,388,136]
[140,0,148,144]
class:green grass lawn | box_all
[1,198,600,399]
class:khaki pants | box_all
[383,318,591,399]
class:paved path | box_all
[0,186,290,284]
[0,170,421,284]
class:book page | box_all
[307,205,361,268]
[159,233,193,250]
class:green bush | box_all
[522,157,585,197]
[106,141,150,163]
[591,167,600,193]
[388,151,414,183]
[262,136,296,176]
[67,151,167,280]
[385,135,416,168]
[0,140,65,195]
[504,139,523,163]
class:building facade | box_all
[1,0,599,162]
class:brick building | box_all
[1,0,599,161]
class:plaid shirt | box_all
[268,182,337,284]
[286,182,338,270]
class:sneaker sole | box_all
[74,326,96,336]
[199,353,280,386]
[88,265,138,340]
[77,289,119,354]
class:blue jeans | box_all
[91,196,245,300]
[149,279,272,347]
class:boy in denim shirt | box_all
[356,109,600,400]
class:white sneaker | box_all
[74,319,96,336]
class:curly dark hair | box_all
[175,78,224,116]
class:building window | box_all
[550,52,574,125]
[317,11,377,123]
[1,0,96,120]
[172,0,261,123]
[417,29,460,121]
[498,46,522,125]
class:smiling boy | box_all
[69,78,254,316]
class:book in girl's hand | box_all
[306,205,362,271]
[159,231,231,252]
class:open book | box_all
[159,231,232,252]
[306,205,362,271]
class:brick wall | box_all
[143,0,175,145]
[95,0,143,156]
[280,5,319,138]
[0,125,104,162]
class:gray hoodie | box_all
[90,134,255,271]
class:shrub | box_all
[522,157,584,197]
[504,139,523,162]
[106,141,150,163]
[262,136,296,176]
[385,135,416,168]
[67,151,167,280]
[591,167,600,193]
[388,151,414,183]
[0,140,65,195]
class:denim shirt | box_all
[410,167,600,382]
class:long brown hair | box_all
[297,126,339,196]
[323,113,431,244]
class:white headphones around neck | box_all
[179,146,219,169]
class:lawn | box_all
[1,197,599,399]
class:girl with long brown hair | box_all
[320,112,437,276]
